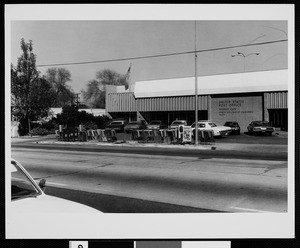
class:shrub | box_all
[95,115,111,129]
[41,119,58,132]
[18,118,40,136]
[82,121,98,130]
[29,127,50,136]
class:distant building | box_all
[106,69,288,131]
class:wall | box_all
[210,95,263,130]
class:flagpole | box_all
[194,21,198,146]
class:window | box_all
[11,161,41,200]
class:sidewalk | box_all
[11,134,288,154]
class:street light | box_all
[231,52,260,72]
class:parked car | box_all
[224,121,241,135]
[146,120,167,130]
[247,121,275,135]
[170,120,187,129]
[124,120,147,133]
[191,120,231,137]
[10,159,102,214]
[105,120,127,132]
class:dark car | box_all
[247,121,275,135]
[224,121,241,135]
[146,120,167,130]
[105,120,127,133]
[124,120,147,133]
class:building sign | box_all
[211,96,262,130]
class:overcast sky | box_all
[8,5,291,95]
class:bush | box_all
[41,119,58,132]
[18,118,40,136]
[29,127,50,136]
[95,115,111,129]
[82,121,98,130]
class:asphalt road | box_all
[11,142,287,213]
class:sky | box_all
[7,5,291,98]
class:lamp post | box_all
[231,52,260,72]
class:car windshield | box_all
[208,122,217,127]
[149,121,161,125]
[110,121,123,125]
[191,123,206,128]
[252,121,270,126]
[11,160,41,201]
[225,122,237,126]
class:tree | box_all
[82,69,128,108]
[81,80,105,108]
[11,39,56,135]
[96,69,127,86]
[56,105,81,128]
[45,67,75,107]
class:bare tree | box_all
[82,69,128,108]
[45,67,75,107]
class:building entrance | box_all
[140,111,208,126]
[268,109,288,131]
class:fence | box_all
[56,127,214,145]
[194,130,215,145]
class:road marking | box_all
[231,206,274,213]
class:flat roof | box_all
[134,69,288,98]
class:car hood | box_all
[147,125,159,128]
[213,125,232,131]
[108,124,122,127]
[125,124,139,128]
[7,194,103,238]
[192,125,231,131]
[10,194,102,214]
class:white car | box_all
[191,121,232,137]
[10,159,102,214]
[169,120,187,129]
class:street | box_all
[11,141,287,213]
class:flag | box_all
[125,63,131,90]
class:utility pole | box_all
[75,93,80,108]
[194,21,199,146]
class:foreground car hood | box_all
[10,194,102,214]
[7,194,104,238]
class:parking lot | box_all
[213,130,288,145]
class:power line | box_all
[36,39,287,68]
